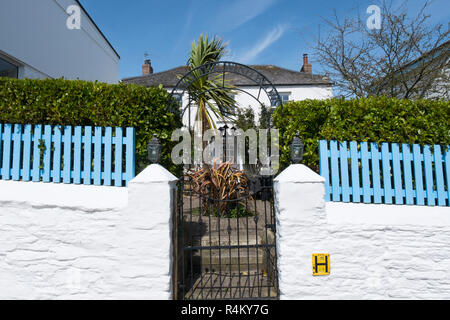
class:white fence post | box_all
[116,164,178,299]
[274,164,327,299]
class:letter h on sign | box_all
[312,254,330,276]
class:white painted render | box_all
[0,164,176,299]
[0,0,119,83]
[275,164,450,299]
[0,180,127,211]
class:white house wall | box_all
[170,84,333,127]
[0,0,119,83]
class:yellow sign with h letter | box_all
[312,254,330,276]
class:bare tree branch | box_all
[313,0,449,99]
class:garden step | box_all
[183,271,278,299]
[192,248,268,272]
[196,231,266,246]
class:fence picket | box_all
[402,144,414,205]
[350,141,361,203]
[125,127,135,187]
[73,126,82,184]
[42,125,52,182]
[11,124,22,181]
[381,143,393,204]
[63,126,72,184]
[330,140,340,201]
[52,126,62,183]
[433,145,446,206]
[93,127,102,185]
[0,124,2,178]
[104,127,112,186]
[371,143,382,203]
[319,140,331,201]
[423,145,435,206]
[412,144,425,205]
[83,127,92,185]
[445,148,450,205]
[1,124,12,180]
[31,125,42,182]
[114,128,123,187]
[339,141,350,202]
[391,143,403,204]
[361,142,371,203]
[22,125,32,181]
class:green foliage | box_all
[0,77,182,175]
[274,97,450,173]
[185,33,237,131]
[234,106,256,131]
[229,204,254,218]
[233,105,272,176]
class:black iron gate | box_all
[174,173,279,300]
[168,61,283,300]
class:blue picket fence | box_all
[0,123,135,187]
[319,140,449,206]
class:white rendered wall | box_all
[0,164,176,299]
[275,164,450,300]
[0,0,119,83]
[169,84,333,127]
[234,85,333,122]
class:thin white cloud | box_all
[214,0,278,32]
[237,24,288,64]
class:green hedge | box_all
[0,77,182,174]
[273,97,450,172]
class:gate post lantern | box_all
[290,134,304,164]
[147,133,161,164]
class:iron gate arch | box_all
[168,61,283,130]
[171,61,281,300]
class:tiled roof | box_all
[122,65,332,87]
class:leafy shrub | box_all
[273,97,450,172]
[0,77,182,174]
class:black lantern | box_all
[147,133,161,163]
[290,134,304,164]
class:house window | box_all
[279,92,291,103]
[173,93,183,108]
[270,92,290,108]
[0,57,18,78]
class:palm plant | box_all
[182,33,237,137]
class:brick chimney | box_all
[142,59,153,75]
[301,54,312,73]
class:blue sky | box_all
[79,0,449,80]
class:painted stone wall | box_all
[0,164,176,299]
[274,164,450,299]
